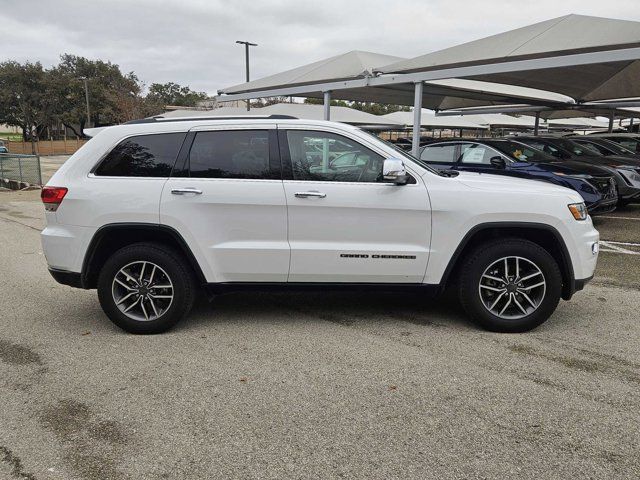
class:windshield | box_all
[575,141,602,155]
[482,139,555,163]
[361,131,439,174]
[550,138,592,156]
[597,138,637,155]
[605,136,640,153]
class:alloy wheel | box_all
[478,256,546,320]
[111,261,174,321]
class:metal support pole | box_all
[534,112,540,136]
[236,40,257,111]
[412,82,423,158]
[82,77,90,128]
[36,154,42,186]
[629,117,634,132]
[608,112,614,133]
[323,91,331,121]
[18,156,23,183]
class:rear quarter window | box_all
[95,133,186,177]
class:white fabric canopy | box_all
[156,103,404,127]
[377,14,640,102]
[221,51,402,94]
[381,110,487,129]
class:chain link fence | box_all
[0,153,43,187]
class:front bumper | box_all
[587,197,617,215]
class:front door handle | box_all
[171,188,203,195]
[294,191,326,198]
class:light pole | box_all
[78,76,91,129]
[235,40,257,111]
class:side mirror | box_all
[489,156,507,169]
[383,158,409,185]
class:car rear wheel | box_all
[458,238,562,332]
[97,242,196,334]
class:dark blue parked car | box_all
[420,139,618,215]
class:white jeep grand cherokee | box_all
[41,116,599,334]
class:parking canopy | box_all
[219,52,569,110]
[377,14,640,103]
[220,50,402,95]
[381,109,487,130]
[155,103,404,128]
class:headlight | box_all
[554,172,593,180]
[568,202,588,221]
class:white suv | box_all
[41,116,599,334]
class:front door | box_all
[279,127,432,283]
[160,127,289,283]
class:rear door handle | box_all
[294,191,326,198]
[171,188,203,195]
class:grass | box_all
[0,132,24,142]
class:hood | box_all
[454,170,579,198]
[594,155,640,169]
[537,159,613,177]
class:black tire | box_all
[97,242,196,334]
[458,238,562,333]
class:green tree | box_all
[0,60,58,146]
[51,54,146,135]
[146,82,208,108]
[304,97,409,115]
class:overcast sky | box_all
[1,0,639,96]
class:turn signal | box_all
[568,202,587,221]
[41,186,68,212]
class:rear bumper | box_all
[48,268,85,289]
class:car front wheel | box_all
[458,238,562,332]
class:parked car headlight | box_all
[568,202,588,221]
[554,172,593,180]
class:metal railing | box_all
[0,153,43,187]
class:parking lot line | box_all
[599,240,640,255]
[598,216,640,221]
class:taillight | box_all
[41,186,68,212]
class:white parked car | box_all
[41,116,599,334]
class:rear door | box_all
[160,125,289,283]
[279,126,432,283]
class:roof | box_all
[381,110,488,129]
[377,15,640,74]
[449,113,539,128]
[221,50,403,94]
[218,51,570,109]
[377,15,640,103]
[547,117,610,129]
[155,103,404,127]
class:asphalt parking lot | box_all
[1,175,639,479]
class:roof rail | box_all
[124,114,298,125]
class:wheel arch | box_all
[440,222,576,300]
[81,223,206,289]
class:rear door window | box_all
[95,133,186,177]
[188,130,276,179]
